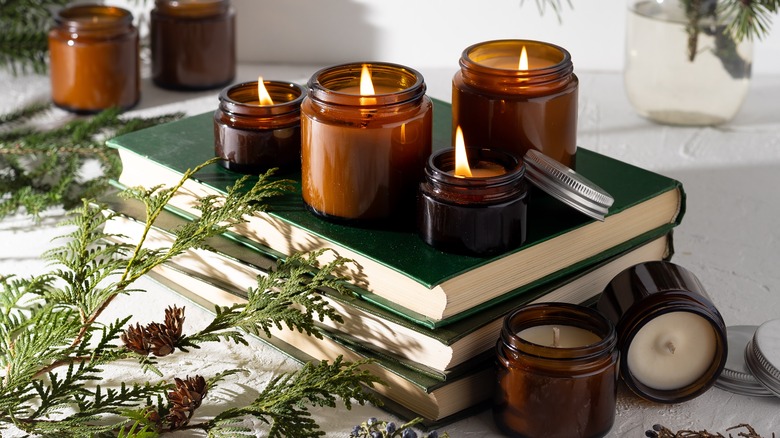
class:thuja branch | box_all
[0,103,183,220]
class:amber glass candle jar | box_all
[151,0,235,90]
[301,62,433,222]
[418,147,527,256]
[597,261,728,403]
[48,4,139,113]
[214,80,305,174]
[495,303,618,438]
[453,39,578,167]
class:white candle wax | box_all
[518,325,601,348]
[626,311,717,390]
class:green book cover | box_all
[107,99,685,325]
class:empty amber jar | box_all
[151,0,235,90]
[597,261,727,403]
[213,80,305,174]
[418,147,527,256]
[301,62,433,222]
[495,303,618,438]
[453,39,578,167]
[48,4,139,113]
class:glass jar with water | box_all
[624,0,753,125]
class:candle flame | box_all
[454,126,472,178]
[257,76,274,105]
[518,46,529,70]
[360,64,376,95]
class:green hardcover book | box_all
[101,192,673,378]
[106,99,685,327]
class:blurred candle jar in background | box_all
[453,39,578,168]
[151,0,236,90]
[48,4,139,113]
[301,62,432,223]
[624,0,753,125]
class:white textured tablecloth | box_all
[2,64,779,436]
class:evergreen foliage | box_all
[0,103,182,220]
[0,163,384,436]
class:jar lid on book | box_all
[745,319,780,397]
[716,325,775,397]
[524,149,614,221]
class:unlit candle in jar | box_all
[626,311,717,390]
[518,325,601,348]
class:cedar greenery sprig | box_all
[0,103,183,220]
[0,160,383,436]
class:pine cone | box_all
[122,305,185,357]
[165,375,208,429]
[121,322,151,355]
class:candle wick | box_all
[552,326,560,348]
[666,341,676,354]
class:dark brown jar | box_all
[418,147,527,256]
[597,261,728,403]
[151,0,235,90]
[213,80,305,174]
[453,39,578,167]
[495,303,618,438]
[48,4,139,113]
[301,62,433,222]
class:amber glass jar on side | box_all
[495,303,618,438]
[48,4,139,113]
[301,62,433,223]
[453,39,578,167]
[418,147,527,256]
[597,261,727,403]
[214,80,305,174]
[151,0,235,90]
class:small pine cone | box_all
[121,323,151,355]
[165,375,207,429]
[146,306,185,357]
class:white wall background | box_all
[232,0,780,74]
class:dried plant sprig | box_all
[646,423,774,438]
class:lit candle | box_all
[301,62,433,222]
[597,261,727,403]
[518,324,602,348]
[452,39,578,167]
[495,303,618,438]
[417,146,527,255]
[213,79,305,174]
[451,126,507,178]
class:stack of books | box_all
[104,99,685,425]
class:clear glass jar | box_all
[453,39,578,168]
[213,80,305,174]
[495,303,618,438]
[624,0,753,125]
[597,261,728,403]
[48,4,139,113]
[151,0,235,90]
[417,147,527,256]
[301,62,433,223]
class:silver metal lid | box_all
[746,319,780,397]
[523,149,614,221]
[715,325,775,397]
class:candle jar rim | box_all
[307,62,426,107]
[618,293,728,403]
[219,80,305,117]
[55,4,134,30]
[427,147,525,186]
[501,302,617,361]
[154,0,230,17]
[461,39,573,76]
